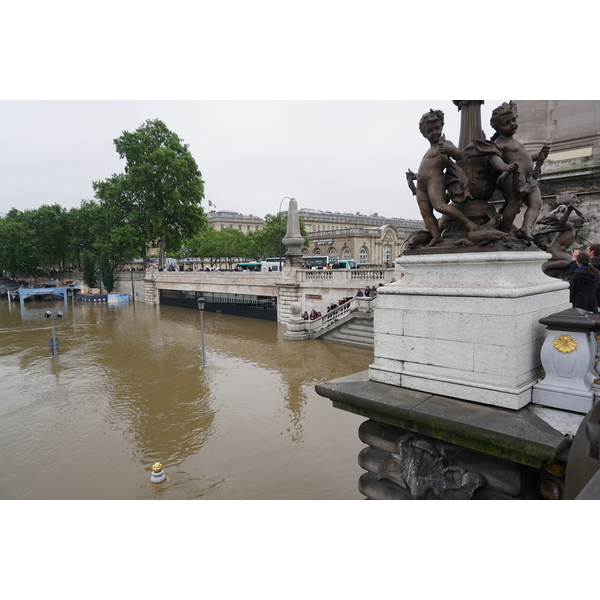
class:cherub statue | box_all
[533,202,585,278]
[466,101,550,241]
[406,109,477,246]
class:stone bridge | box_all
[130,267,396,323]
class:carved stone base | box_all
[357,420,539,500]
[315,372,570,500]
[369,251,570,409]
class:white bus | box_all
[261,258,284,272]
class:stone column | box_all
[143,274,158,305]
[276,282,302,324]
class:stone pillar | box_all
[281,197,305,256]
[143,274,158,305]
[315,371,570,500]
[276,282,301,324]
[369,252,570,409]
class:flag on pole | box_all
[208,200,217,209]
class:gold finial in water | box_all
[152,462,163,472]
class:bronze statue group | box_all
[405,100,600,313]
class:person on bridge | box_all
[570,252,600,313]
[356,289,364,297]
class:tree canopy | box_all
[93,119,206,267]
[248,214,309,259]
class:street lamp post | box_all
[278,196,292,272]
[44,310,63,357]
[128,248,135,299]
[197,296,206,368]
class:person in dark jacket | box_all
[570,252,600,313]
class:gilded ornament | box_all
[152,462,163,472]
[553,335,578,353]
[543,460,566,478]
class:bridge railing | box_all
[304,296,377,334]
[300,268,394,284]
[147,268,396,286]
[148,270,282,283]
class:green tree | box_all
[249,214,309,259]
[98,251,115,293]
[82,251,97,288]
[28,204,70,273]
[186,226,255,269]
[0,209,44,277]
[67,200,107,268]
[93,119,206,268]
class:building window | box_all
[342,247,351,259]
[314,248,321,255]
[328,248,337,259]
[359,247,368,264]
[383,244,392,264]
[302,249,309,257]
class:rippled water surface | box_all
[0,298,373,499]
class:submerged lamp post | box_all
[197,295,206,368]
[44,310,63,357]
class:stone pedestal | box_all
[315,371,570,500]
[283,302,310,341]
[532,308,600,414]
[369,252,570,410]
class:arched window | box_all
[383,244,392,264]
[328,248,337,259]
[314,248,321,255]
[359,247,368,264]
[302,249,309,257]
[342,247,351,259]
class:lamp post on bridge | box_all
[278,196,292,273]
[197,295,206,368]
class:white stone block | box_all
[370,251,571,410]
[375,332,475,371]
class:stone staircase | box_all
[319,314,374,348]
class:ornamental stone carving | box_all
[377,434,484,500]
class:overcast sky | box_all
[2,4,594,227]
[1,99,513,223]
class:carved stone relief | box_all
[377,433,485,499]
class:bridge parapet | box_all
[300,268,393,284]
[149,270,284,284]
[141,267,396,322]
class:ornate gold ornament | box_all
[152,462,163,472]
[596,333,600,341]
[553,335,578,353]
[544,460,566,478]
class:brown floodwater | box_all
[0,297,373,499]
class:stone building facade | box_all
[207,209,265,232]
[282,208,423,265]
[512,100,600,247]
